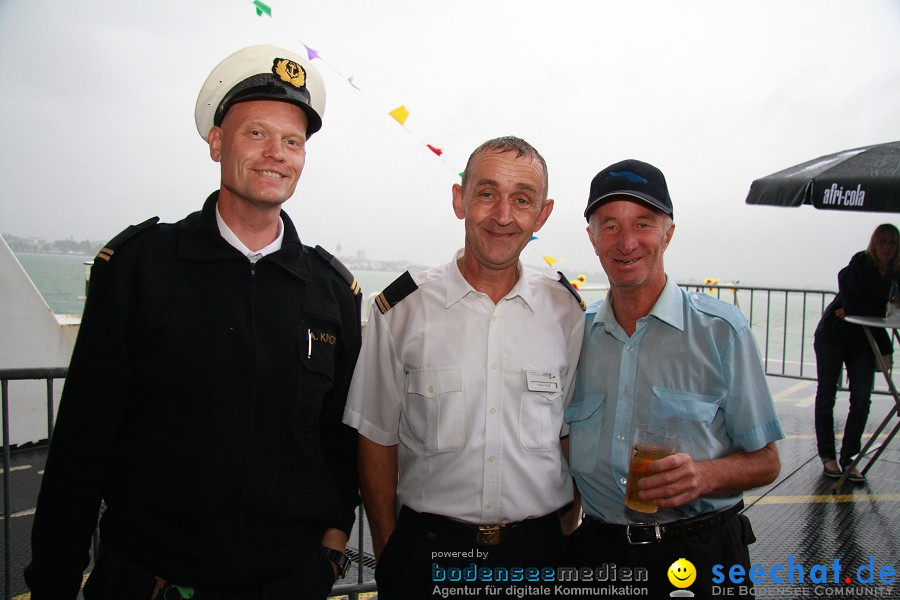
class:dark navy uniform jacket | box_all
[26,192,362,595]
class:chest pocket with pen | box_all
[294,320,338,427]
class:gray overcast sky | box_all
[1,0,898,290]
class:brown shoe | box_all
[843,465,866,484]
[822,459,841,479]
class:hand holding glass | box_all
[624,426,678,514]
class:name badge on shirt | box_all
[525,370,560,393]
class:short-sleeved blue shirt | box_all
[565,278,784,525]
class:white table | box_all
[832,315,900,491]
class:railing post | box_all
[47,378,55,441]
[3,379,12,600]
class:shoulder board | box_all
[687,291,746,333]
[557,271,586,311]
[375,271,419,314]
[95,217,159,262]
[315,245,361,297]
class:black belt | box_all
[582,501,744,545]
[400,506,560,546]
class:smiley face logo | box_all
[667,558,696,588]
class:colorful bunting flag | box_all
[427,145,443,156]
[253,0,271,17]
[543,256,557,266]
[389,105,410,125]
[305,45,319,61]
[348,76,361,91]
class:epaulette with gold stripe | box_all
[95,216,160,262]
[375,271,418,314]
[315,245,361,297]
[558,271,586,311]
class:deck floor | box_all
[3,375,899,599]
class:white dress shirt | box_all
[343,251,584,524]
[215,203,284,261]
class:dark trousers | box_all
[814,338,875,465]
[375,507,565,600]
[84,542,336,600]
[564,511,756,600]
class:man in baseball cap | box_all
[561,159,783,598]
[26,45,362,598]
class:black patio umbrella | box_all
[745,141,900,213]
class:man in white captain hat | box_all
[26,45,362,599]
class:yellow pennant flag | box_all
[543,256,558,267]
[389,105,410,125]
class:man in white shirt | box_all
[343,136,585,599]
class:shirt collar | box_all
[592,276,684,333]
[650,277,685,331]
[215,202,284,263]
[445,249,533,311]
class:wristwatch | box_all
[323,547,351,579]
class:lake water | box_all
[13,252,416,316]
[14,253,608,316]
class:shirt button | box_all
[488,456,495,463]
[491,363,498,370]
[617,434,625,441]
[692,293,700,300]
[492,315,497,322]
[426,386,433,394]
[487,502,493,509]
[623,388,628,396]
[627,345,634,352]
[489,408,496,414]
[620,477,627,485]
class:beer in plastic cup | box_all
[624,426,678,513]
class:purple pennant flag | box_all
[305,46,320,61]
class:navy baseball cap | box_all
[584,159,673,221]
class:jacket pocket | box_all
[406,368,464,453]
[293,320,338,428]
[563,393,606,474]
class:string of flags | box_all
[250,1,450,165]
[248,0,560,253]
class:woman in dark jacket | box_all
[814,223,899,483]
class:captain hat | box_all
[195,44,326,142]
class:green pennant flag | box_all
[253,0,271,17]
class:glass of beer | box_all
[624,425,678,514]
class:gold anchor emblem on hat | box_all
[272,58,306,89]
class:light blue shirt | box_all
[565,278,784,525]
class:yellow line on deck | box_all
[773,380,813,400]
[746,493,900,504]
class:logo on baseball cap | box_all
[584,159,673,221]
[195,44,326,141]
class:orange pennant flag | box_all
[389,105,409,125]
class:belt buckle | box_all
[626,522,662,545]
[477,524,502,545]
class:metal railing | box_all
[2,367,67,600]
[0,367,377,599]
[680,282,895,394]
